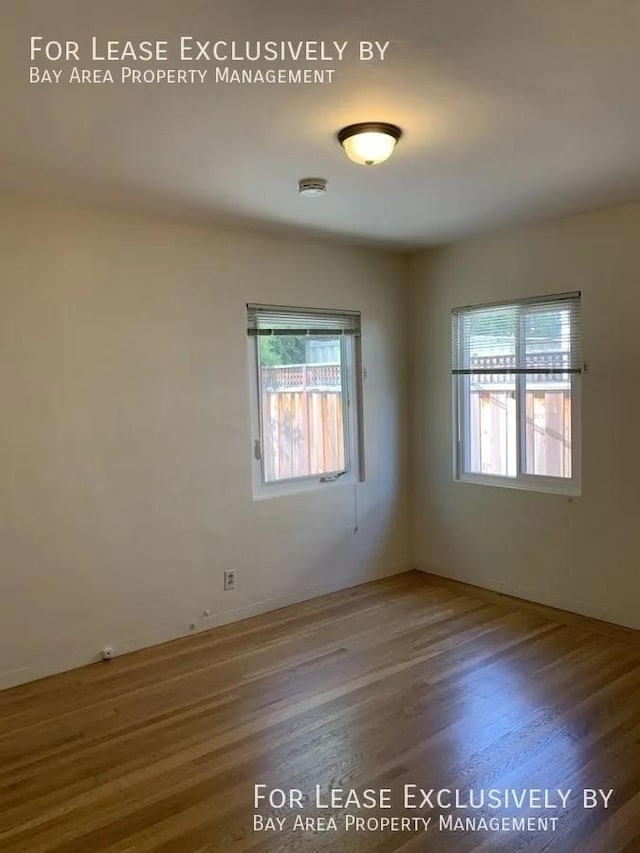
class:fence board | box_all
[261,389,344,482]
[470,389,571,478]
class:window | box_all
[248,304,363,496]
[452,292,582,494]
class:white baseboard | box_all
[416,563,639,631]
[0,563,410,691]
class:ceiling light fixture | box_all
[337,122,402,166]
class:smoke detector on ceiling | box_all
[298,177,327,197]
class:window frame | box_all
[452,294,582,496]
[248,305,364,500]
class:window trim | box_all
[247,305,363,499]
[452,293,582,496]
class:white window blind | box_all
[247,304,361,337]
[452,292,582,375]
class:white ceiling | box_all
[3,0,640,248]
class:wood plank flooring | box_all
[0,571,639,852]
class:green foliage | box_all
[259,335,306,367]
[466,307,563,341]
[466,308,514,339]
[524,311,562,340]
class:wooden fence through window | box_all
[466,352,573,477]
[260,364,344,481]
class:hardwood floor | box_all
[0,571,639,852]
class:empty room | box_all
[1,1,639,851]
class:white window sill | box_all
[455,473,581,497]
[253,473,356,501]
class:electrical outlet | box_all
[224,569,236,591]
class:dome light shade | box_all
[337,122,402,165]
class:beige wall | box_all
[410,202,640,630]
[0,199,410,688]
[4,195,639,690]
